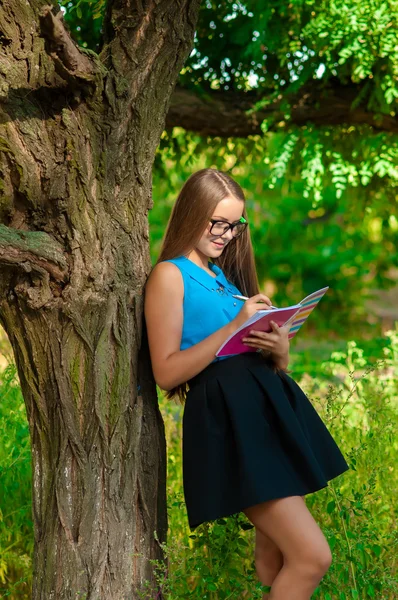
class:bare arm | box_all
[144,262,237,391]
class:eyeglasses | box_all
[209,216,248,238]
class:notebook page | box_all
[287,287,329,339]
[231,305,301,335]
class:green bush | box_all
[0,363,32,599]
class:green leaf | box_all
[327,500,336,514]
[240,522,254,530]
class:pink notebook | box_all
[216,287,329,357]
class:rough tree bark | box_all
[0,1,200,598]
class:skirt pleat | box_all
[183,353,349,531]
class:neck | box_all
[185,249,211,270]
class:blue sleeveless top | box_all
[162,256,244,363]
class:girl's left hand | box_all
[242,321,290,359]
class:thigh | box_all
[254,496,305,553]
[244,495,330,564]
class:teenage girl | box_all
[144,168,349,600]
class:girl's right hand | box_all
[230,294,273,330]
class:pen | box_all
[232,294,278,309]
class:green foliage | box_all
[303,329,398,598]
[62,1,398,206]
[0,363,32,600]
[181,0,398,114]
[61,0,398,114]
[61,0,104,51]
[265,127,398,206]
[300,0,398,110]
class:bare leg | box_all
[253,496,305,600]
[254,527,283,599]
[243,495,332,600]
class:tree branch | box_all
[165,81,398,136]
[0,225,68,282]
[39,5,102,90]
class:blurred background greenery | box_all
[1,0,398,597]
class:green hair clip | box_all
[239,216,247,224]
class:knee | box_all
[296,546,333,580]
[318,546,333,573]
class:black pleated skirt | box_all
[183,352,350,531]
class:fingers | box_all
[249,293,272,307]
[242,322,286,349]
[250,322,280,337]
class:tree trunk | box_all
[0,254,168,598]
[0,0,200,597]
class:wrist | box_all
[271,350,289,370]
[227,318,238,336]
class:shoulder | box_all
[145,260,184,296]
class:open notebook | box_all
[216,287,329,357]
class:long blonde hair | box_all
[147,168,282,404]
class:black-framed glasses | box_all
[209,216,248,238]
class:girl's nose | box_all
[221,229,234,242]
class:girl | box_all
[144,168,349,600]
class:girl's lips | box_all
[212,241,225,247]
